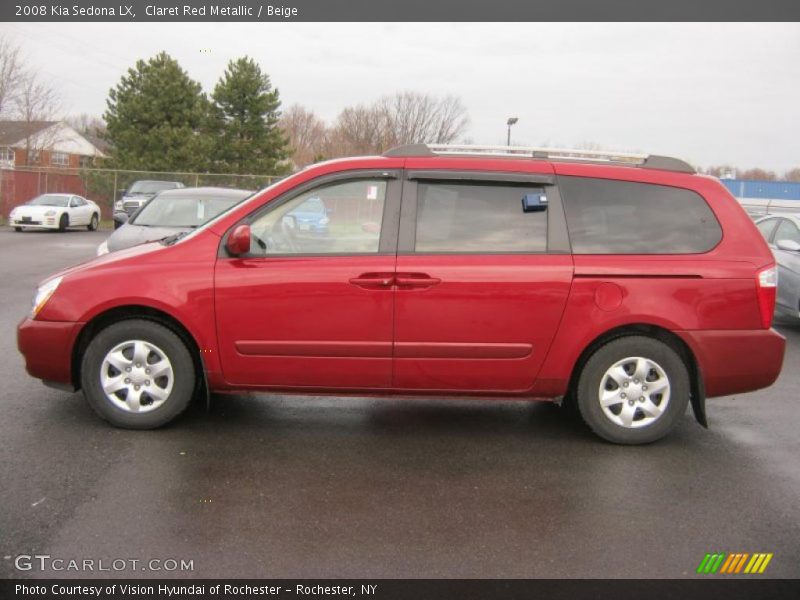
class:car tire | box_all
[58,213,68,231]
[576,336,690,445]
[87,213,99,231]
[80,319,196,429]
[14,226,22,232]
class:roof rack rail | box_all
[382,143,695,174]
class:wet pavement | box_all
[1,228,798,578]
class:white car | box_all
[9,194,101,232]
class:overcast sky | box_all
[2,22,798,171]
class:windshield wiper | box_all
[159,230,191,246]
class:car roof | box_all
[149,187,252,200]
[756,214,800,224]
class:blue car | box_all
[287,196,330,235]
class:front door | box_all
[392,171,574,393]
[215,172,401,390]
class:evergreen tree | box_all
[209,57,288,174]
[104,52,210,172]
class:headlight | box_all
[319,217,330,226]
[97,240,109,256]
[31,276,63,318]
[114,201,123,210]
[44,209,56,216]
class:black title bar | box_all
[3,0,800,22]
[3,579,800,600]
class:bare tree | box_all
[15,72,61,165]
[324,92,470,159]
[279,104,327,167]
[376,91,469,147]
[325,104,386,157]
[784,168,800,182]
[0,35,23,117]
[65,113,106,136]
[704,164,738,178]
[737,168,776,181]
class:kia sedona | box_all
[17,144,786,444]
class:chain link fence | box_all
[1,166,284,222]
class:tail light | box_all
[756,265,778,329]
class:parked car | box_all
[286,196,330,235]
[9,193,100,232]
[98,187,252,256]
[17,144,786,444]
[113,180,185,228]
[755,214,800,321]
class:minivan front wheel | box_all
[576,336,690,444]
[81,319,195,429]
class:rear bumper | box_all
[677,328,786,397]
[17,318,84,390]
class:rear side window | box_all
[559,177,722,254]
[415,182,547,253]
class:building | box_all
[0,120,107,169]
[721,179,800,217]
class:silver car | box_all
[98,187,252,256]
[755,214,800,321]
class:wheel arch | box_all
[71,305,206,398]
[566,323,707,427]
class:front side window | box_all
[414,182,548,253]
[248,179,387,255]
[774,219,800,246]
[559,177,722,254]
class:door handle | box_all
[349,273,394,289]
[395,273,442,289]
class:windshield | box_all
[28,194,69,207]
[161,175,293,247]
[128,181,180,195]
[133,193,248,227]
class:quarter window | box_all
[248,179,387,255]
[756,218,779,242]
[559,177,722,254]
[414,182,548,253]
[774,219,800,246]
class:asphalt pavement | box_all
[1,228,798,579]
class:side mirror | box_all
[114,212,129,225]
[521,193,548,213]
[226,224,251,256]
[776,239,800,252]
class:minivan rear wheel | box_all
[80,319,195,429]
[576,336,690,444]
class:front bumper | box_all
[678,328,786,397]
[12,217,59,229]
[17,317,84,390]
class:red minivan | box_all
[17,144,786,444]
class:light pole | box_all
[506,117,518,146]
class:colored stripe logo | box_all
[696,552,773,574]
